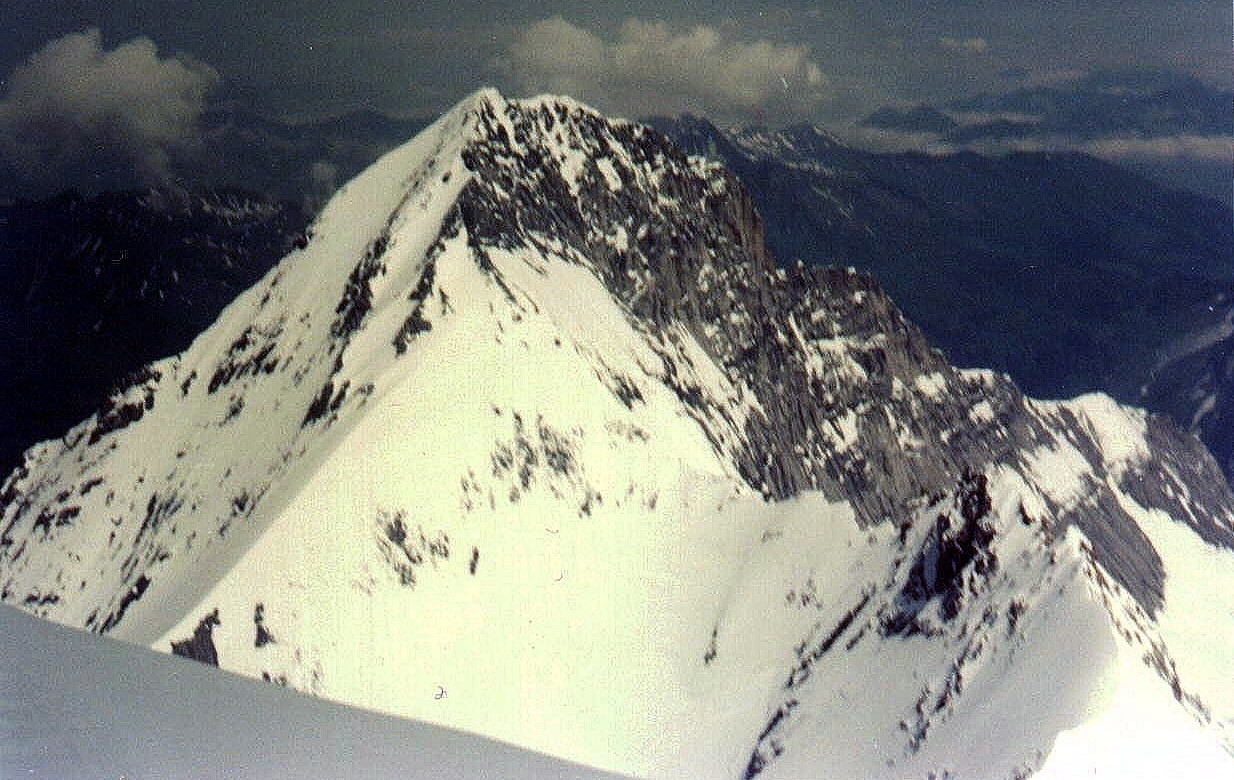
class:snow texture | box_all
[0,604,632,780]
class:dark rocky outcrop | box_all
[171,608,221,666]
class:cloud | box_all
[1081,135,1232,162]
[506,17,827,120]
[0,29,219,194]
[844,124,1233,166]
[938,37,990,55]
[1020,69,1085,88]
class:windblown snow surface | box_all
[0,603,633,780]
[2,89,1233,779]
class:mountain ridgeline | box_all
[1,90,1232,778]
[3,109,1228,485]
[649,115,1234,478]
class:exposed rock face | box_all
[445,95,1233,614]
[885,470,999,632]
[171,608,221,666]
[650,114,1234,486]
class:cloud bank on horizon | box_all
[505,17,827,121]
[0,28,218,195]
[0,18,1227,202]
[850,65,1232,201]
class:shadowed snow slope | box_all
[0,604,632,780]
[2,89,1233,779]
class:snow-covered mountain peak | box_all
[3,89,1234,778]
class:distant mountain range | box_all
[192,107,430,205]
[866,70,1232,141]
[0,189,311,476]
[858,69,1233,204]
[1142,307,1234,480]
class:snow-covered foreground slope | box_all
[2,88,1234,778]
[0,604,632,780]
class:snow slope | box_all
[2,88,1234,779]
[0,604,632,780]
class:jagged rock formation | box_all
[170,608,222,665]
[1,89,1232,779]
[649,115,1234,474]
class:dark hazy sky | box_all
[2,1,1229,121]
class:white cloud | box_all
[939,133,1234,165]
[938,37,990,55]
[507,17,827,120]
[832,123,955,154]
[1082,135,1232,161]
[507,17,609,100]
[0,29,219,193]
[1021,69,1086,88]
